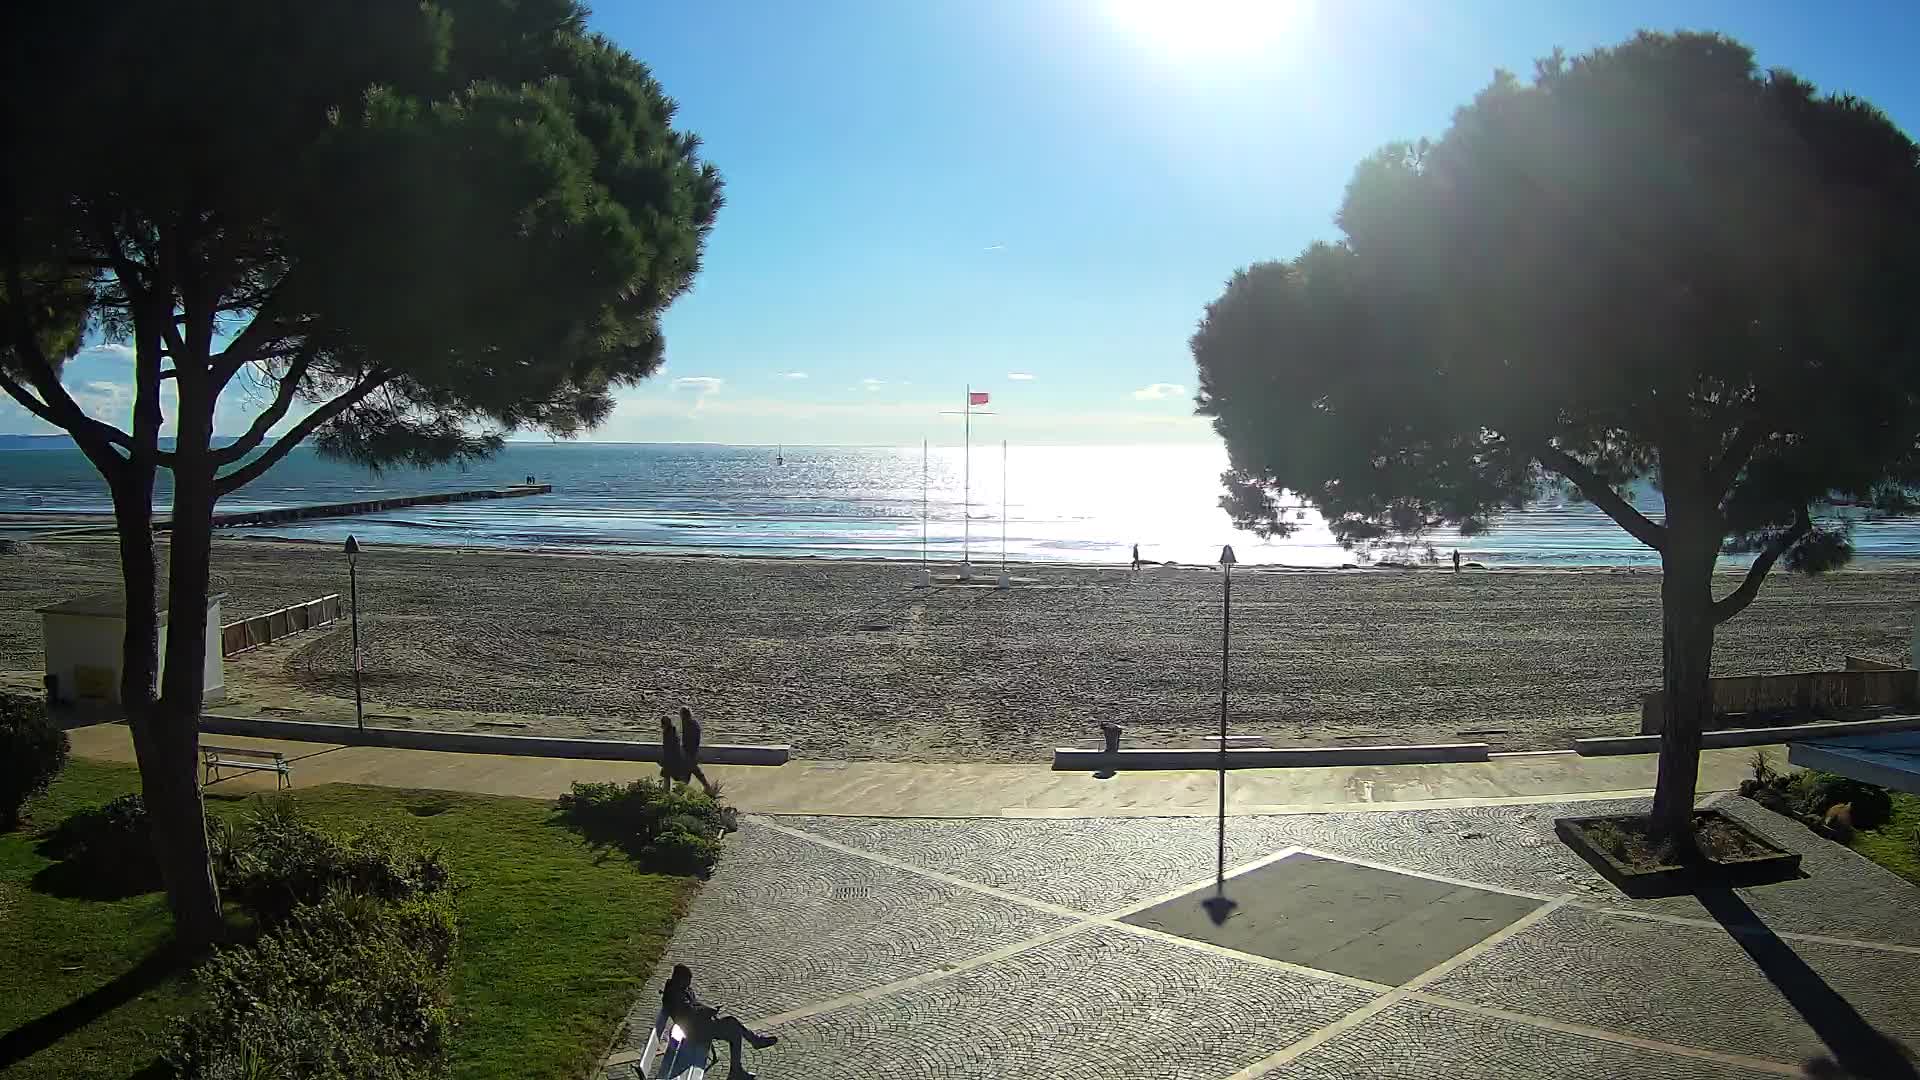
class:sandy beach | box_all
[3,537,1916,762]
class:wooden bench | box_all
[201,745,292,789]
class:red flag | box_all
[969,391,989,405]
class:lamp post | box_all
[1203,544,1238,926]
[344,535,364,733]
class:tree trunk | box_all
[1650,532,1718,851]
[150,407,224,946]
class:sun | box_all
[1107,0,1301,56]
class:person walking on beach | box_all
[1452,549,1461,574]
[661,964,778,1078]
[660,707,717,795]
[1131,543,1142,573]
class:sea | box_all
[4,441,1920,568]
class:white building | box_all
[38,592,225,706]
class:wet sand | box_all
[2,538,1915,762]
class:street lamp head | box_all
[344,535,360,556]
[1218,544,1236,567]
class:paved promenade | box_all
[68,721,1766,817]
[612,795,1920,1079]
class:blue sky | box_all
[10,0,1918,446]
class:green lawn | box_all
[1850,790,1920,887]
[0,759,696,1080]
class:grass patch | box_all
[1,759,696,1080]
[1848,790,1920,887]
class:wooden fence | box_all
[1640,667,1920,733]
[221,594,342,657]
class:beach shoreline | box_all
[5,536,1917,763]
[20,522,1920,574]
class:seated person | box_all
[662,964,778,1078]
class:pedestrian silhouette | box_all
[660,707,716,794]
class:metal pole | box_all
[922,439,929,570]
[963,387,971,572]
[1217,563,1229,890]
[349,552,363,733]
[1203,549,1237,926]
[1001,439,1008,571]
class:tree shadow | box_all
[0,942,190,1072]
[1695,887,1918,1079]
[28,857,160,901]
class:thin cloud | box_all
[79,343,135,361]
[983,242,1005,252]
[671,376,724,415]
[1007,372,1036,381]
[778,371,809,380]
[860,378,885,392]
[1132,382,1186,401]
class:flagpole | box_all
[1001,439,1008,572]
[921,439,929,570]
[963,385,972,578]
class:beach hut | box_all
[38,591,225,706]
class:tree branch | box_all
[1708,422,1763,499]
[1,259,134,463]
[210,278,295,386]
[1713,504,1812,624]
[214,367,395,496]
[210,348,315,466]
[1537,444,1667,552]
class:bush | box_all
[40,793,161,894]
[169,890,457,1080]
[555,778,734,877]
[225,797,451,927]
[1793,773,1893,831]
[1,695,69,829]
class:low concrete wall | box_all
[1052,742,1490,772]
[1639,668,1919,734]
[221,595,341,657]
[198,713,789,766]
[1577,713,1920,757]
[1845,655,1906,672]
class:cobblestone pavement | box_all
[607,795,1920,1080]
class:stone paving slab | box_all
[1260,999,1783,1080]
[617,821,1073,1029]
[1425,902,1920,1065]
[742,924,1379,1080]
[785,815,1223,913]
[1124,853,1544,985]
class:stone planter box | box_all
[1555,810,1802,898]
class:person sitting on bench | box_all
[662,964,777,1078]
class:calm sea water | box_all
[4,441,1919,567]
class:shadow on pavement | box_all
[1696,887,1917,1079]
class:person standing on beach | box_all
[1131,544,1142,573]
[1452,549,1461,574]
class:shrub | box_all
[555,778,733,876]
[1,695,69,829]
[1794,773,1893,831]
[41,793,161,894]
[169,890,457,1080]
[225,796,452,927]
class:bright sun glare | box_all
[1107,0,1299,55]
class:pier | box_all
[159,484,551,531]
